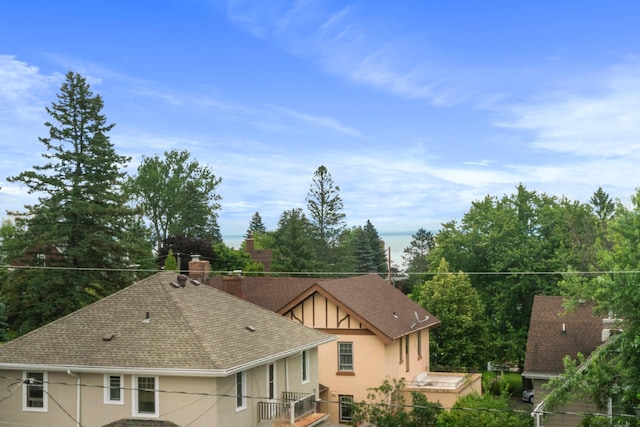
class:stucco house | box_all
[522,295,614,427]
[208,272,482,424]
[0,271,336,427]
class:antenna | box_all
[410,311,430,329]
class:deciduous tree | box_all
[127,149,222,250]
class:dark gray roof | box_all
[0,272,335,373]
[523,296,604,378]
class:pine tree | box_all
[5,71,148,335]
[245,211,267,237]
[306,165,346,251]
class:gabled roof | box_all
[0,272,335,375]
[209,274,439,344]
[522,296,604,379]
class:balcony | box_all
[258,391,329,427]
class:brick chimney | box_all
[246,236,255,252]
[222,273,245,300]
[188,254,210,281]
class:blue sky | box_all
[2,1,640,258]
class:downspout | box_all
[67,370,80,427]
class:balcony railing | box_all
[258,391,316,425]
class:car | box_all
[522,389,534,403]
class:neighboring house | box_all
[0,271,336,427]
[208,272,482,424]
[522,295,613,427]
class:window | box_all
[417,330,422,359]
[236,371,246,410]
[301,350,310,383]
[133,376,158,417]
[405,334,410,372]
[339,395,354,423]
[338,342,353,372]
[23,371,47,412]
[104,374,123,404]
[267,364,276,400]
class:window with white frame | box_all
[23,371,47,412]
[301,350,310,383]
[236,371,246,410]
[338,342,353,372]
[104,374,123,404]
[339,394,354,423]
[133,376,158,417]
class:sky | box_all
[2,1,640,263]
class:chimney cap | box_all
[191,254,201,261]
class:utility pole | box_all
[388,247,392,284]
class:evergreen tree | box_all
[589,186,615,223]
[353,220,387,273]
[4,71,147,335]
[402,228,435,293]
[272,208,316,272]
[306,165,346,262]
[245,211,267,237]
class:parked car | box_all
[522,389,534,403]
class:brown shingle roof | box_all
[0,272,335,373]
[209,274,439,344]
[522,296,604,379]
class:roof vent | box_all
[191,279,202,286]
[102,333,115,341]
[142,312,151,323]
[170,281,180,288]
[245,325,256,332]
[177,274,188,287]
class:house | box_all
[522,295,612,427]
[0,271,336,427]
[208,272,482,424]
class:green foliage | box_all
[436,392,531,427]
[272,209,316,272]
[3,71,149,335]
[412,259,489,371]
[429,184,601,364]
[163,249,179,272]
[483,372,524,397]
[403,228,435,294]
[306,165,346,249]
[351,378,442,427]
[210,242,251,272]
[245,211,267,237]
[127,148,222,250]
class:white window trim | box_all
[339,394,354,423]
[301,350,310,384]
[132,375,159,418]
[104,374,124,405]
[236,371,247,411]
[22,371,47,412]
[338,342,354,372]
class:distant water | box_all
[222,231,413,270]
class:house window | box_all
[301,350,310,383]
[338,342,353,372]
[417,330,422,359]
[267,364,276,400]
[133,376,158,417]
[104,374,124,404]
[405,334,410,372]
[23,371,47,412]
[339,395,354,423]
[236,371,246,410]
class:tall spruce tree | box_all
[245,211,267,237]
[4,71,146,335]
[306,165,346,262]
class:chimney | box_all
[245,236,255,253]
[188,254,210,281]
[222,274,245,300]
[177,274,188,287]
